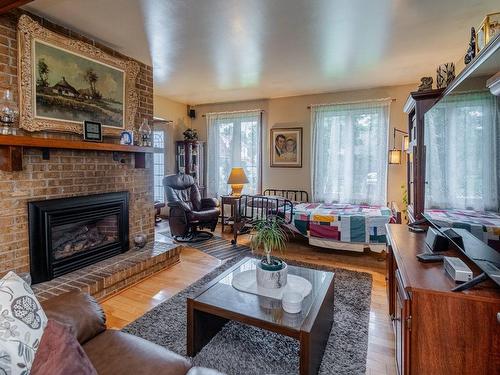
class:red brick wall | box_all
[0,11,155,275]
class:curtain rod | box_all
[201,109,264,118]
[307,97,396,109]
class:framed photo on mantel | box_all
[270,127,302,168]
[83,121,102,142]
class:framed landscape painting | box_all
[18,15,139,136]
[270,127,302,168]
[34,41,125,128]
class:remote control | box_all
[416,253,444,263]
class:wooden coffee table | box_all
[187,257,335,375]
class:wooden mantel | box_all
[0,134,153,171]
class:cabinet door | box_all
[395,269,411,375]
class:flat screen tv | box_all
[422,38,500,289]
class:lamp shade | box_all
[402,135,409,151]
[388,149,402,164]
[227,167,249,184]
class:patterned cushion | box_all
[0,272,48,375]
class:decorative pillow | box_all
[31,319,97,375]
[0,271,48,375]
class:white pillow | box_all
[0,271,47,375]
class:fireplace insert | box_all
[29,192,129,283]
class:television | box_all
[422,36,500,289]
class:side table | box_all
[220,195,241,244]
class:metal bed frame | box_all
[228,194,295,244]
[226,189,309,244]
[262,189,309,203]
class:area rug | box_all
[158,231,251,261]
[123,256,372,375]
[187,235,251,260]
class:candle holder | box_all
[0,89,18,135]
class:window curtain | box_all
[153,129,166,202]
[207,110,261,197]
[424,91,499,211]
[311,99,391,205]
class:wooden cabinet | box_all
[386,224,500,375]
[175,140,206,196]
[394,269,410,375]
[403,89,443,222]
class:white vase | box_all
[256,262,288,289]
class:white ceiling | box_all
[24,0,498,105]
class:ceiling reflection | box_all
[25,0,498,104]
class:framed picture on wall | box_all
[17,15,139,137]
[270,127,302,168]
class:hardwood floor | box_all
[101,221,396,375]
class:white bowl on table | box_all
[282,291,303,314]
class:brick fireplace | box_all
[0,10,155,277]
[0,148,155,276]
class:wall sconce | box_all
[403,135,409,151]
[388,128,408,165]
[388,149,402,164]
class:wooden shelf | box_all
[0,134,153,171]
[0,134,153,153]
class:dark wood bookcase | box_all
[175,140,206,196]
[403,89,443,222]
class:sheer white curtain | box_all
[425,91,499,211]
[207,110,261,197]
[311,99,390,205]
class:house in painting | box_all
[51,76,79,97]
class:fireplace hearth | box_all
[29,192,129,283]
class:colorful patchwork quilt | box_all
[424,209,500,250]
[287,203,393,244]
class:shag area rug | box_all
[123,256,372,375]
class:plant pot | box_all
[256,258,287,289]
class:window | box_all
[206,110,261,197]
[153,130,165,202]
[424,91,499,211]
[311,100,390,205]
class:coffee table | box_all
[187,257,335,375]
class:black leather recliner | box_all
[163,174,220,242]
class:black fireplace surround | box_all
[29,192,129,284]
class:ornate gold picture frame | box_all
[17,15,139,137]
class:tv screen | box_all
[422,41,500,288]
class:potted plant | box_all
[250,216,288,289]
[182,128,198,141]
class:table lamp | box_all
[227,167,249,196]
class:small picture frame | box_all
[270,127,303,168]
[83,120,102,142]
[120,130,133,145]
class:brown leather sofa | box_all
[41,291,220,375]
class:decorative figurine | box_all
[133,234,147,248]
[139,118,152,147]
[436,63,455,89]
[120,130,133,145]
[464,27,476,65]
[418,77,433,91]
[183,128,198,141]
